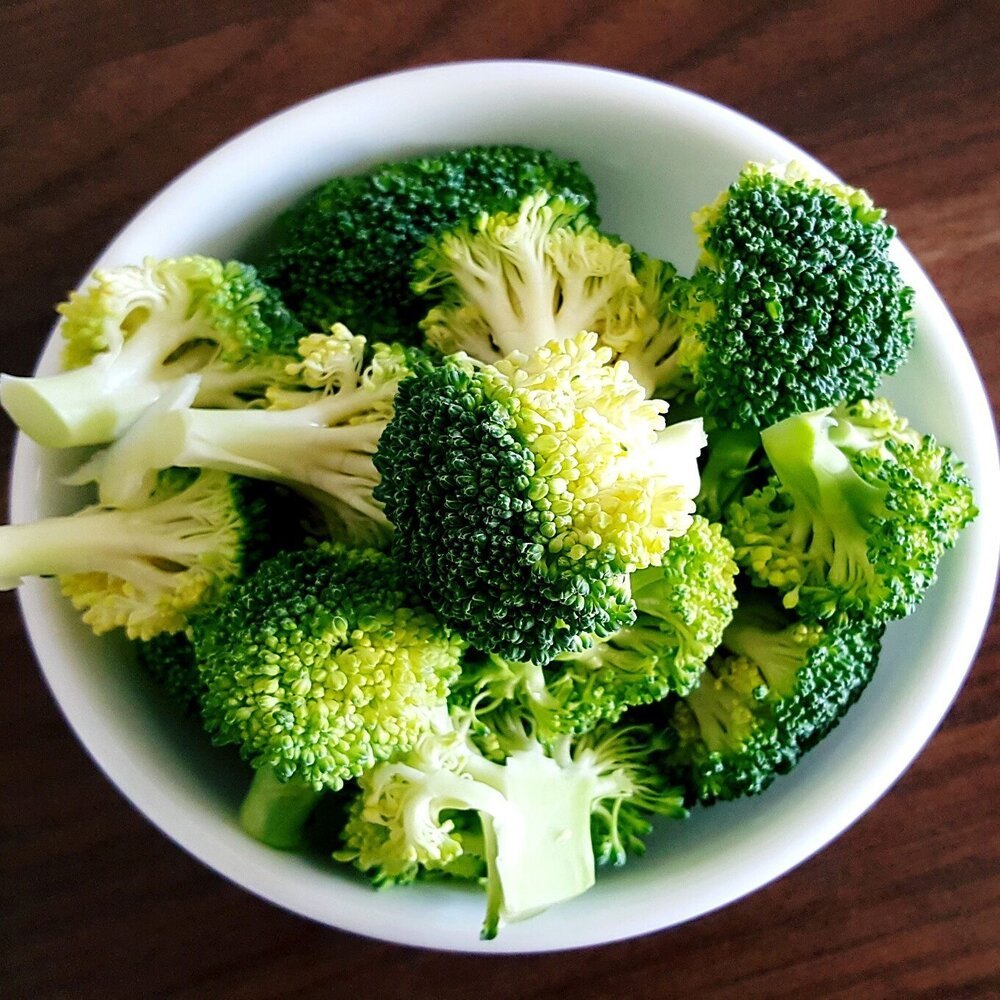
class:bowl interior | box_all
[12,61,1000,953]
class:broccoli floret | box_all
[336,706,685,939]
[460,516,738,737]
[725,398,978,621]
[600,254,689,397]
[134,630,205,715]
[660,162,915,428]
[0,468,274,639]
[260,145,600,342]
[338,791,488,888]
[0,257,304,448]
[414,191,640,362]
[666,593,884,802]
[70,326,420,547]
[192,542,464,848]
[373,332,707,661]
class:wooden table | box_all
[2,2,997,996]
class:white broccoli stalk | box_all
[69,328,413,545]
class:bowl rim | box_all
[10,59,1000,953]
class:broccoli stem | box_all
[0,315,198,448]
[721,619,805,698]
[696,426,762,519]
[238,766,324,850]
[1,367,164,449]
[0,494,236,591]
[158,405,388,520]
[761,410,888,592]
[489,748,597,930]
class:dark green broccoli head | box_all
[665,594,884,803]
[192,542,464,789]
[724,398,978,622]
[373,334,703,662]
[671,162,915,429]
[259,145,599,343]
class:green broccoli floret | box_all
[134,630,205,715]
[459,516,738,737]
[259,145,599,342]
[70,326,420,547]
[373,332,707,662]
[336,706,685,939]
[413,190,640,362]
[192,542,464,849]
[666,593,884,803]
[0,257,305,448]
[660,162,915,428]
[0,468,275,639]
[725,398,978,621]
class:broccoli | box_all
[659,162,915,428]
[459,516,738,737]
[665,592,884,803]
[191,542,464,849]
[694,426,765,522]
[259,145,600,342]
[725,398,978,622]
[0,257,304,448]
[0,468,275,640]
[336,706,686,939]
[70,326,419,546]
[600,253,689,397]
[373,332,707,661]
[134,630,205,716]
[338,791,488,888]
[413,190,640,362]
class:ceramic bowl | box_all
[11,61,999,953]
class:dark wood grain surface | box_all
[2,2,998,997]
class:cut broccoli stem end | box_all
[238,765,325,850]
[0,368,163,449]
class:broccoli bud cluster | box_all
[0,144,979,939]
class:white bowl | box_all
[11,61,1000,953]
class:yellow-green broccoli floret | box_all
[0,256,305,448]
[0,468,274,640]
[666,593,884,803]
[373,332,707,661]
[413,190,641,363]
[458,516,738,737]
[336,706,685,939]
[192,542,464,847]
